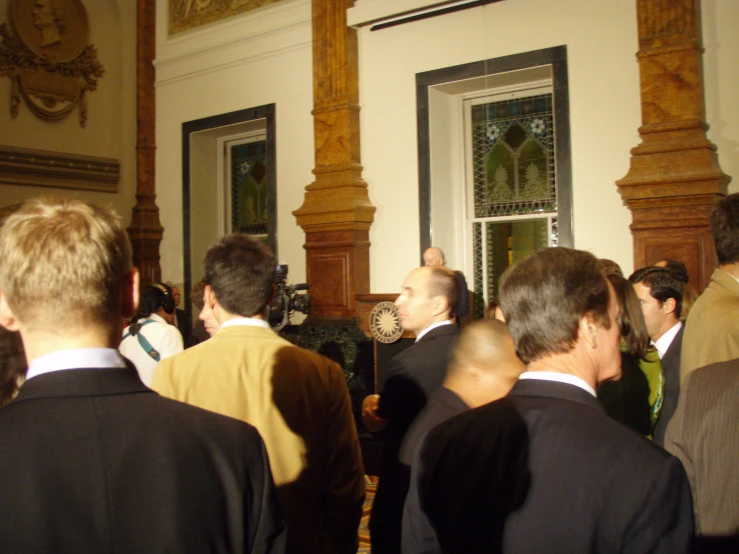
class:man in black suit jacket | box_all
[362,265,460,554]
[407,247,694,554]
[0,197,286,554]
[630,266,685,445]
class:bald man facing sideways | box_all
[401,320,525,553]
[399,319,524,467]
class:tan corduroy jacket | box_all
[152,324,365,554]
[680,268,739,384]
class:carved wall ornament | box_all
[169,0,286,36]
[0,0,104,127]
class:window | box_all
[417,46,572,319]
[466,87,558,310]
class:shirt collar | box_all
[415,320,453,342]
[519,371,597,398]
[26,348,127,381]
[653,321,682,359]
[219,317,271,331]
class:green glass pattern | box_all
[472,94,556,217]
[231,141,268,236]
[473,222,485,319]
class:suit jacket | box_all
[152,325,365,554]
[654,324,684,446]
[371,324,459,554]
[681,269,739,383]
[414,379,694,554]
[401,387,470,554]
[0,366,286,554]
[665,358,739,537]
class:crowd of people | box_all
[0,192,736,553]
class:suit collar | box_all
[416,323,459,343]
[661,324,684,365]
[14,365,151,403]
[509,378,605,413]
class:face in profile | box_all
[199,289,220,337]
[395,268,437,335]
[32,0,63,47]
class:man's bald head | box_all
[423,247,445,267]
[449,319,523,378]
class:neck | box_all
[443,365,519,408]
[20,324,120,366]
[526,349,597,389]
[653,317,679,342]
[719,263,739,280]
[215,305,264,324]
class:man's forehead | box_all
[403,268,428,289]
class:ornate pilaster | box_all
[127,0,162,286]
[293,0,375,320]
[617,0,730,291]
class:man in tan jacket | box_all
[153,234,365,554]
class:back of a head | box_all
[423,247,445,266]
[424,265,459,317]
[132,283,174,322]
[606,273,649,359]
[451,319,523,377]
[0,196,131,332]
[204,233,276,317]
[191,279,206,311]
[629,266,683,319]
[654,258,689,283]
[499,247,610,364]
[710,193,739,266]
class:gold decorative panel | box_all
[169,0,286,35]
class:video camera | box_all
[267,263,311,330]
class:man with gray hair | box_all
[405,247,694,554]
[0,197,285,553]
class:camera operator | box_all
[268,263,311,330]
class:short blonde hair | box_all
[0,197,132,331]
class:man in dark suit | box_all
[630,266,685,445]
[362,265,460,554]
[423,247,469,320]
[408,247,694,554]
[0,197,286,553]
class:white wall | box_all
[0,0,137,223]
[354,0,738,293]
[155,0,313,286]
[154,0,738,295]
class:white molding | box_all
[155,0,311,85]
[348,0,454,28]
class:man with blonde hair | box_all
[0,197,285,553]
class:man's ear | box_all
[432,295,450,317]
[0,291,21,332]
[121,268,139,319]
[662,297,677,316]
[579,313,598,349]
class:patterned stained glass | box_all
[231,140,268,237]
[472,94,556,217]
[473,222,484,319]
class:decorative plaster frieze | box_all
[0,145,119,192]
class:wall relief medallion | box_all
[0,0,104,127]
[369,301,402,344]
